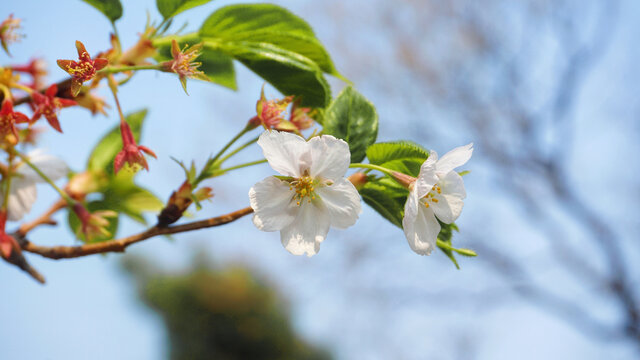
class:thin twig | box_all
[20,207,253,260]
[10,78,73,106]
[16,198,67,237]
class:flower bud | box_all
[158,181,214,226]
[158,181,192,226]
[72,203,117,241]
[347,172,368,190]
[391,171,417,189]
[66,171,105,199]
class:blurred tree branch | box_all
[326,0,638,352]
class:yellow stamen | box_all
[290,174,320,206]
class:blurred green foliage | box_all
[123,257,331,360]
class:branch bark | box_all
[18,207,253,260]
[16,198,67,237]
[8,78,73,106]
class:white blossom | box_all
[249,131,361,256]
[3,149,68,221]
[403,143,473,255]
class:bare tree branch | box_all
[15,207,253,260]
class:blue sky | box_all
[0,1,638,359]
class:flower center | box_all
[290,175,317,206]
[68,61,95,80]
[422,184,442,208]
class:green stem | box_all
[349,163,394,176]
[193,124,254,185]
[436,240,477,257]
[210,124,253,165]
[152,33,201,48]
[14,151,75,205]
[110,21,120,43]
[216,135,260,165]
[98,64,163,75]
[217,159,267,175]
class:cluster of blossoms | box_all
[0,12,221,262]
[0,5,474,285]
[250,87,315,134]
[249,130,472,256]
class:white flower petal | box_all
[439,170,467,199]
[403,187,420,227]
[280,201,330,257]
[430,171,466,223]
[316,178,361,229]
[430,193,464,224]
[435,143,473,177]
[415,151,439,198]
[403,193,440,255]
[258,130,310,177]
[249,176,297,231]
[6,180,38,221]
[16,149,68,182]
[308,135,350,181]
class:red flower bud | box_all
[113,120,156,173]
[347,172,369,190]
[391,171,417,189]
[0,99,29,145]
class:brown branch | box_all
[20,207,253,260]
[9,78,73,106]
[16,198,67,237]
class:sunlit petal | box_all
[280,201,330,257]
[249,176,297,231]
[308,135,350,181]
[435,143,473,177]
[316,178,361,229]
[257,130,310,177]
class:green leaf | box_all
[156,39,237,90]
[359,178,406,228]
[87,109,147,174]
[200,4,340,77]
[103,182,164,224]
[200,4,315,38]
[68,201,119,243]
[366,141,430,177]
[197,48,237,90]
[157,0,213,19]
[81,0,123,22]
[323,86,378,162]
[224,32,338,77]
[220,42,330,107]
[198,3,341,105]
